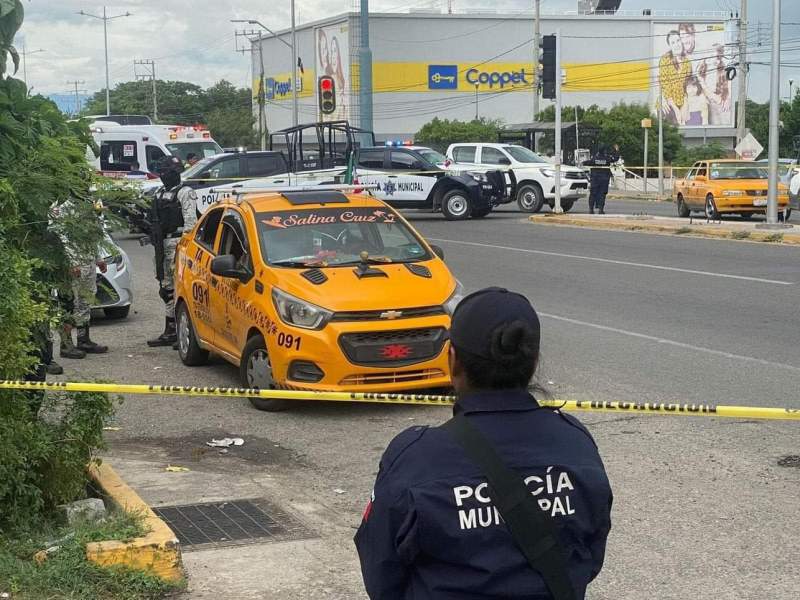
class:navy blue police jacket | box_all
[354,391,613,599]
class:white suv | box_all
[446,143,589,213]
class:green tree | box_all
[538,102,683,167]
[1,0,118,533]
[674,142,729,168]
[82,78,256,147]
[415,117,503,152]
[744,98,800,159]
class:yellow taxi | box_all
[674,160,790,219]
[173,187,461,410]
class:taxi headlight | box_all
[443,280,465,316]
[722,190,746,196]
[272,288,333,330]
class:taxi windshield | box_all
[257,207,431,267]
[710,162,769,180]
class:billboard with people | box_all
[653,23,735,128]
[316,22,350,122]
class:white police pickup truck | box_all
[446,142,589,213]
[355,144,511,220]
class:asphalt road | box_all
[59,203,800,599]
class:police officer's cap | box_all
[450,287,541,360]
[157,156,184,175]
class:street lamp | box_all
[78,7,132,116]
[232,10,298,126]
[19,41,44,92]
[790,79,795,101]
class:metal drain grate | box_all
[777,455,800,468]
[154,498,315,550]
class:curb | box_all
[528,215,800,245]
[87,461,184,582]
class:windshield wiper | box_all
[271,259,327,268]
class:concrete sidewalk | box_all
[102,443,366,599]
[530,213,800,244]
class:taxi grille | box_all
[339,327,448,367]
[339,369,446,386]
[746,190,768,197]
[331,306,445,322]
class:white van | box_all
[88,121,223,179]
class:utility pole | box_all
[474,84,479,120]
[737,0,748,143]
[236,28,267,149]
[134,59,157,122]
[533,0,541,123]
[359,0,374,144]
[79,7,132,116]
[19,41,44,93]
[658,88,664,199]
[554,29,563,213]
[758,0,791,229]
[67,79,86,115]
[290,0,298,127]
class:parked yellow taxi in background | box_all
[674,160,790,220]
[174,188,461,410]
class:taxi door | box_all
[181,207,225,345]
[690,162,710,209]
[209,207,257,360]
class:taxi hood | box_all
[272,259,457,313]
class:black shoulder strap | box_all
[442,414,578,600]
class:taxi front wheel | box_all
[240,335,291,412]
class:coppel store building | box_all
[252,9,738,147]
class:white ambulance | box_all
[88,121,223,179]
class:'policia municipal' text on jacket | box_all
[354,390,613,599]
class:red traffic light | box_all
[320,77,333,91]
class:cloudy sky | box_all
[14,0,800,101]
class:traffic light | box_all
[541,34,556,100]
[318,75,336,115]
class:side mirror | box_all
[211,254,251,282]
[430,244,445,260]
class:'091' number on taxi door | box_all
[277,332,301,350]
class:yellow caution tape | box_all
[2,380,798,421]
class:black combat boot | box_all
[47,360,64,375]
[59,325,86,359]
[77,325,108,354]
[147,317,177,347]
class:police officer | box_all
[585,145,613,215]
[354,287,612,599]
[147,156,198,347]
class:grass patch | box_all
[0,510,183,600]
[674,226,692,235]
[761,233,784,243]
[730,230,751,240]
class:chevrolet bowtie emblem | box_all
[380,310,403,320]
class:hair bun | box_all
[490,320,535,363]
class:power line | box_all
[66,79,86,115]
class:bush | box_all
[415,117,503,152]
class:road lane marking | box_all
[539,312,800,375]
[428,238,796,286]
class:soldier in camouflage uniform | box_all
[147,156,199,347]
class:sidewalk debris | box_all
[57,498,106,525]
[165,465,190,472]
[103,426,121,431]
[206,437,244,448]
[333,488,346,495]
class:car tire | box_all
[705,194,720,220]
[240,334,291,412]
[740,212,754,220]
[676,194,690,218]
[560,200,575,213]
[441,189,472,221]
[471,206,492,218]
[176,302,208,366]
[516,183,545,213]
[103,305,130,319]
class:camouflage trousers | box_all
[70,263,97,327]
[161,238,178,319]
